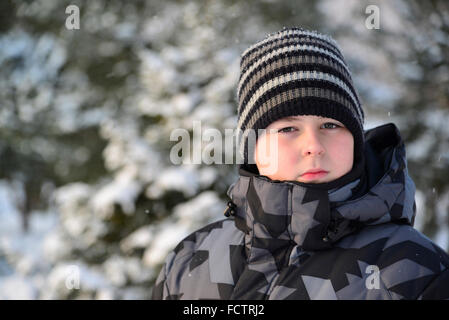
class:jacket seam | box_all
[245,199,255,263]
[287,185,294,242]
[264,272,281,299]
[163,264,171,299]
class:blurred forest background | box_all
[0,0,448,299]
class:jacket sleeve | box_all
[151,250,178,300]
[418,268,449,300]
[151,262,168,300]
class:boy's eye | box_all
[277,123,341,133]
[278,126,296,133]
[322,122,340,129]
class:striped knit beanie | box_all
[237,27,365,167]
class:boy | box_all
[152,27,449,299]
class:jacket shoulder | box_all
[336,223,449,299]
[339,223,448,265]
[383,224,449,265]
[377,224,449,299]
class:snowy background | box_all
[0,0,448,299]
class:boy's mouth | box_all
[300,169,329,181]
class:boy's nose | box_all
[300,131,325,157]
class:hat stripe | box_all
[238,42,352,103]
[240,34,345,74]
[237,70,362,131]
[239,52,352,106]
[238,57,358,116]
[240,28,342,66]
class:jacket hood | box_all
[226,123,416,256]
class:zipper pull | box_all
[224,200,237,217]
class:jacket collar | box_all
[227,123,416,259]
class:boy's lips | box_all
[301,168,328,175]
[300,169,329,181]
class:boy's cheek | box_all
[255,135,280,161]
[256,138,302,178]
[278,143,300,165]
[329,143,353,167]
[255,146,278,176]
[277,149,302,179]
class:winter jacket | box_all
[152,123,449,300]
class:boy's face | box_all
[254,115,354,183]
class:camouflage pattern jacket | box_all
[152,123,449,300]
